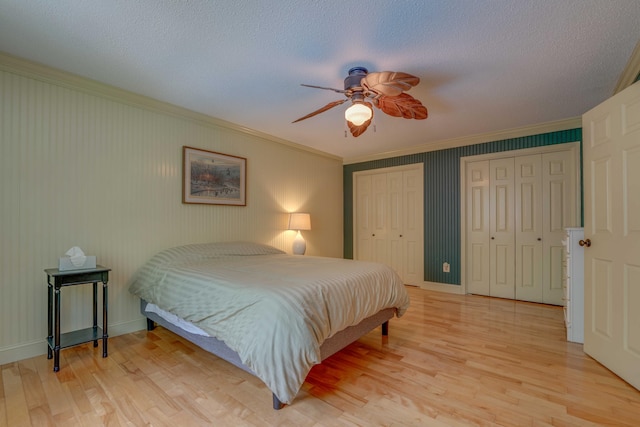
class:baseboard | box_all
[0,317,147,366]
[414,281,466,295]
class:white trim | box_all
[614,40,640,95]
[458,141,581,296]
[344,117,581,164]
[0,51,341,162]
[413,282,466,295]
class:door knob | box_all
[537,238,542,241]
[579,239,591,247]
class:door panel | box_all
[466,161,490,295]
[371,174,388,264]
[515,155,542,302]
[387,172,404,277]
[583,81,640,391]
[490,158,515,299]
[402,168,424,285]
[355,175,373,261]
[542,150,576,304]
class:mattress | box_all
[129,241,410,404]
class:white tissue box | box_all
[58,256,97,271]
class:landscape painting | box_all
[182,146,246,205]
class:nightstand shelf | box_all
[45,265,110,372]
[46,326,104,350]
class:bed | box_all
[128,242,410,409]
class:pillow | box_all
[189,241,286,256]
[157,241,285,262]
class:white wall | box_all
[0,53,344,365]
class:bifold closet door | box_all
[354,166,424,285]
[489,158,516,299]
[466,160,490,295]
[355,173,389,264]
[515,154,543,302]
[541,150,575,305]
[387,171,404,279]
[400,168,424,285]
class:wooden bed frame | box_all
[140,299,394,409]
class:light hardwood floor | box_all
[2,286,639,426]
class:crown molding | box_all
[614,40,640,94]
[0,51,342,162]
[343,117,582,165]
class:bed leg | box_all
[381,321,389,336]
[272,394,284,410]
[146,318,156,331]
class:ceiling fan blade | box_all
[362,71,420,97]
[375,93,428,120]
[292,99,348,123]
[300,84,348,94]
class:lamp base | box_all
[292,231,306,255]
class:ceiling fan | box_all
[293,66,428,137]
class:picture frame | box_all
[182,146,247,206]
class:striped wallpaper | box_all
[0,55,344,365]
[344,129,583,286]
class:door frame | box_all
[459,142,581,294]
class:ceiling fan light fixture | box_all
[345,102,372,126]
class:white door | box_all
[466,160,490,295]
[542,150,575,305]
[355,174,374,262]
[371,173,389,264]
[489,158,516,299]
[515,154,543,302]
[387,171,404,278]
[402,167,424,285]
[583,81,640,390]
[353,165,424,284]
[355,173,389,263]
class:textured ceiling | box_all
[1,0,639,161]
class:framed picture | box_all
[183,146,247,206]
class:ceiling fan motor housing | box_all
[344,66,368,91]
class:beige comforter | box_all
[129,242,410,404]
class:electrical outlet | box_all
[443,262,450,273]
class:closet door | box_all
[387,171,404,278]
[489,158,516,299]
[355,174,374,262]
[354,165,424,285]
[402,167,424,285]
[465,147,577,304]
[515,155,543,302]
[541,150,575,305]
[466,160,490,295]
[355,173,389,263]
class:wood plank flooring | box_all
[2,286,639,426]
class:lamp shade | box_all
[345,102,372,126]
[288,213,311,231]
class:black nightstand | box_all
[45,265,110,372]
